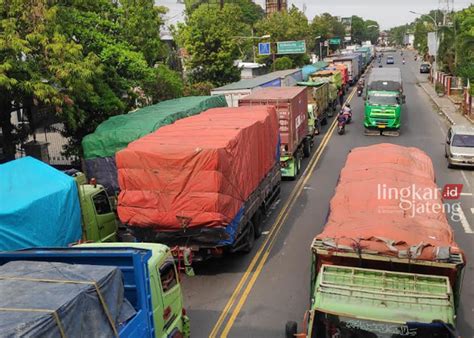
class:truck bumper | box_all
[364,118,400,130]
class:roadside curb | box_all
[419,82,456,125]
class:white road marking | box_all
[303,186,314,190]
[261,231,270,236]
[471,208,474,215]
[461,171,472,190]
[458,206,473,234]
[460,192,473,196]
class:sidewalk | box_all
[419,81,473,126]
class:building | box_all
[265,0,287,15]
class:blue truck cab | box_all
[0,243,190,337]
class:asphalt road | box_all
[181,51,474,338]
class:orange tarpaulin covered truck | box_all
[116,106,281,260]
[286,143,465,338]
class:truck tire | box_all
[285,321,298,338]
[252,209,264,238]
[303,138,311,158]
[241,221,255,253]
[321,116,328,126]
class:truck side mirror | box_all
[402,95,406,104]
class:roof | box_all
[368,68,402,84]
[297,81,326,87]
[331,54,360,61]
[451,124,474,135]
[239,86,306,101]
[212,69,301,91]
[314,265,454,324]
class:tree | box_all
[310,13,345,57]
[178,5,248,86]
[254,5,310,67]
[351,15,366,43]
[365,20,380,44]
[273,56,293,70]
[1,0,183,162]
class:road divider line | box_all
[211,86,357,337]
[220,104,343,337]
[458,206,473,234]
[208,103,339,338]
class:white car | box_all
[445,125,474,168]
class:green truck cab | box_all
[77,242,190,337]
[364,68,405,136]
[68,170,117,242]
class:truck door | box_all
[158,258,184,334]
[91,190,117,242]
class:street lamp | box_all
[409,10,439,74]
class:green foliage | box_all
[183,81,215,96]
[350,16,380,44]
[0,0,182,161]
[254,5,310,67]
[178,4,248,86]
[273,56,293,70]
[310,13,345,57]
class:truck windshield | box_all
[312,312,454,338]
[367,95,399,106]
[452,134,474,147]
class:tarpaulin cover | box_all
[116,106,279,231]
[302,62,328,81]
[84,156,118,196]
[0,260,135,337]
[310,70,342,89]
[316,144,463,261]
[82,95,227,159]
[0,157,82,251]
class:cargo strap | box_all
[0,307,67,338]
[0,276,119,337]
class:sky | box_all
[158,0,473,30]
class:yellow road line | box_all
[220,93,347,337]
[210,87,356,337]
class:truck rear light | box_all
[89,178,97,187]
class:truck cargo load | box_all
[315,143,463,261]
[286,144,465,338]
[116,106,280,251]
[0,244,190,338]
[239,87,308,179]
[211,69,303,107]
[0,157,82,250]
[0,260,134,337]
[302,61,328,81]
[82,96,227,194]
[330,54,361,84]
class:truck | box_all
[0,156,117,251]
[364,68,405,136]
[82,96,227,195]
[326,63,349,93]
[0,243,190,337]
[239,87,309,179]
[297,81,330,137]
[210,69,303,107]
[286,144,465,338]
[116,106,281,261]
[330,54,361,85]
[310,69,341,114]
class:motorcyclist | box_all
[357,80,364,92]
[342,104,352,120]
[402,57,406,65]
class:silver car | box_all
[445,125,474,168]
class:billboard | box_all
[341,17,352,38]
[428,32,438,56]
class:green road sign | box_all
[277,40,306,54]
[329,38,341,45]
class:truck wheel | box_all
[252,210,264,238]
[241,221,255,253]
[285,321,298,338]
[303,139,311,158]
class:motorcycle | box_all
[357,87,363,97]
[402,59,406,65]
[341,108,352,123]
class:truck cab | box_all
[364,90,402,129]
[77,243,190,337]
[66,170,117,242]
[287,264,457,338]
